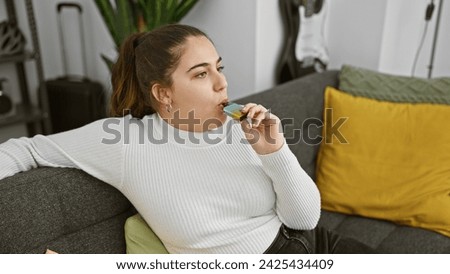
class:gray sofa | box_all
[0,167,135,253]
[1,70,449,253]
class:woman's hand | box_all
[240,103,284,155]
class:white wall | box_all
[326,0,450,78]
[379,0,450,78]
[325,0,388,71]
[255,0,283,92]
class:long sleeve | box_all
[0,118,124,190]
[258,142,321,230]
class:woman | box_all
[0,24,372,254]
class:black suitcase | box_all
[45,2,106,134]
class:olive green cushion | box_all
[124,214,169,254]
[339,65,450,104]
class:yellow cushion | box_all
[124,214,169,254]
[316,87,450,237]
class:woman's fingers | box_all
[241,103,269,127]
[240,103,284,155]
[241,103,257,113]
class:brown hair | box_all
[109,24,209,118]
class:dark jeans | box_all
[264,225,377,254]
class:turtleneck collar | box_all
[151,112,237,147]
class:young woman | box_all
[0,24,372,254]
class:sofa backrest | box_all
[236,70,339,180]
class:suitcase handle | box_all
[57,3,82,13]
[56,2,88,79]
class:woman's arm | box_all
[239,103,321,229]
[0,118,124,189]
[259,143,321,230]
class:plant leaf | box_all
[154,0,163,28]
[115,0,137,45]
[96,0,199,57]
[94,0,120,46]
[137,0,155,30]
[100,53,115,72]
[175,0,198,21]
[166,0,178,24]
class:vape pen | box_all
[223,102,248,121]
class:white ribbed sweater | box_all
[0,114,320,253]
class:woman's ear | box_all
[151,83,172,105]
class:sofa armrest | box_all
[0,167,135,253]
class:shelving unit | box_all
[0,0,52,136]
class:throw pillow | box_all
[124,214,169,254]
[316,87,450,237]
[338,64,450,104]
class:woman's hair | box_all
[109,24,209,118]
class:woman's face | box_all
[167,35,228,132]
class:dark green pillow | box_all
[339,65,450,104]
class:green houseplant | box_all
[94,0,199,69]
